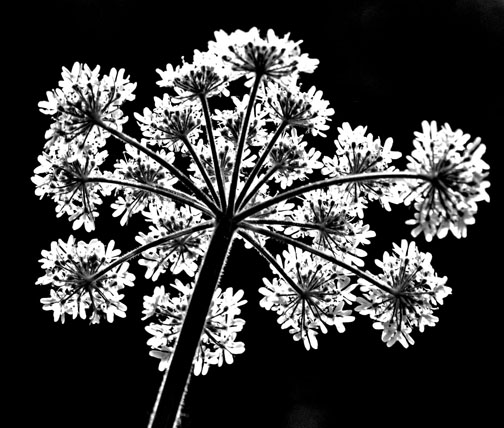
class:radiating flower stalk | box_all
[34,28,490,428]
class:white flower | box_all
[32,146,110,232]
[267,129,322,189]
[37,236,135,324]
[208,27,318,84]
[260,246,355,350]
[134,94,202,150]
[265,82,334,136]
[356,240,451,348]
[111,144,178,225]
[404,120,490,241]
[322,122,403,209]
[156,50,229,99]
[144,281,246,375]
[38,62,136,153]
[285,187,375,267]
[136,203,211,279]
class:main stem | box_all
[149,217,236,428]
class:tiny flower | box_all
[260,246,355,350]
[404,120,490,241]
[38,62,136,153]
[356,240,451,348]
[37,236,135,324]
[144,281,246,375]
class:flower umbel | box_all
[38,62,136,153]
[37,236,135,324]
[34,29,491,428]
[356,240,451,348]
[405,120,490,241]
[260,246,355,350]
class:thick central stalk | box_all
[150,216,236,428]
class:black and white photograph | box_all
[8,1,503,427]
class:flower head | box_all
[260,246,355,350]
[266,83,334,136]
[136,202,211,278]
[267,129,322,189]
[38,62,136,153]
[134,94,202,150]
[404,120,490,241]
[32,145,110,232]
[322,123,403,209]
[286,187,375,267]
[37,236,135,324]
[144,281,246,375]
[156,51,229,99]
[111,145,178,225]
[356,240,450,348]
[209,28,318,83]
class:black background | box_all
[8,0,503,427]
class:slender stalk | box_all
[180,135,221,206]
[235,121,288,209]
[238,222,394,294]
[199,94,227,211]
[228,75,262,213]
[93,117,221,215]
[149,217,236,428]
[87,176,214,217]
[89,221,214,283]
[239,231,304,295]
[235,171,432,222]
[237,165,279,210]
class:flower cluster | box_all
[38,62,136,154]
[111,145,178,225]
[285,187,375,267]
[356,240,451,347]
[259,246,356,350]
[34,27,491,395]
[134,94,202,150]
[136,202,211,278]
[404,121,490,241]
[208,28,319,83]
[37,236,135,324]
[322,122,403,210]
[32,146,110,232]
[144,281,246,375]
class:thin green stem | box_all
[180,135,221,206]
[238,231,304,295]
[87,176,213,217]
[235,121,288,209]
[237,165,279,210]
[235,171,432,223]
[93,117,221,216]
[89,220,214,283]
[238,222,395,295]
[228,74,262,213]
[199,94,227,211]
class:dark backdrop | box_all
[8,1,503,427]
